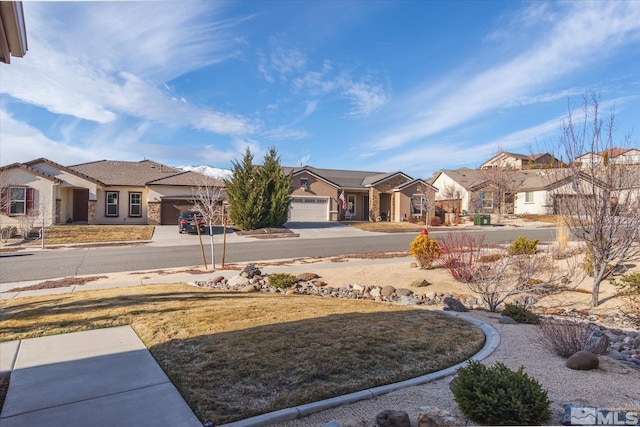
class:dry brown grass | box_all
[6,276,108,292]
[35,225,154,244]
[346,221,426,232]
[519,214,560,224]
[0,284,485,425]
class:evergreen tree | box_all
[259,147,292,227]
[224,148,264,230]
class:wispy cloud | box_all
[1,2,255,135]
[369,1,640,151]
[258,36,306,83]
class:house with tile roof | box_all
[480,152,565,170]
[0,158,218,227]
[285,166,437,222]
[576,148,640,168]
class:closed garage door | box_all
[288,197,329,222]
[161,200,195,225]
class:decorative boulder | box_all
[499,316,519,325]
[297,272,319,281]
[412,279,431,287]
[240,285,257,293]
[211,276,225,284]
[228,276,250,287]
[396,288,413,297]
[583,330,610,354]
[381,285,396,298]
[418,406,467,427]
[566,350,599,370]
[443,296,468,312]
[410,262,418,268]
[375,410,411,427]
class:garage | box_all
[161,199,195,225]
[288,197,329,222]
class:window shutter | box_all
[26,187,35,212]
[1,187,8,214]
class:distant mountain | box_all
[178,165,232,180]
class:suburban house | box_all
[576,148,640,168]
[0,158,220,227]
[285,166,437,222]
[480,152,565,170]
[431,167,611,216]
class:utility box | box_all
[480,214,491,226]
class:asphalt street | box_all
[0,226,557,283]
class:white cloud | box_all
[258,36,306,83]
[342,79,389,118]
[370,1,640,151]
[1,2,255,135]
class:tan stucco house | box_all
[285,166,437,222]
[0,158,217,227]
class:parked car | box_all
[178,210,206,234]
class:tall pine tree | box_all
[224,148,264,230]
[224,146,291,230]
[259,147,292,227]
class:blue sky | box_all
[1,1,639,178]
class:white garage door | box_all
[288,197,329,222]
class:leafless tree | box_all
[191,175,226,270]
[480,149,526,221]
[551,93,640,306]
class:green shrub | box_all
[452,360,551,425]
[501,303,540,324]
[409,234,441,269]
[267,273,299,289]
[508,236,538,255]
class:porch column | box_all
[370,188,380,221]
[55,199,61,224]
[148,201,161,225]
[88,200,97,225]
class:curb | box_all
[218,310,500,427]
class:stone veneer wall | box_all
[88,200,97,225]
[55,199,61,224]
[147,202,161,225]
[369,175,410,222]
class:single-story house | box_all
[285,166,437,222]
[0,158,220,227]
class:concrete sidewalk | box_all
[0,326,201,427]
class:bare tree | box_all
[551,93,640,306]
[480,149,526,221]
[191,175,226,270]
[467,249,576,312]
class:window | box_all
[410,194,425,216]
[347,195,356,214]
[2,187,34,216]
[479,191,494,209]
[525,191,534,203]
[106,191,119,216]
[129,192,142,217]
[300,178,309,190]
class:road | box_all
[0,227,556,283]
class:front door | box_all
[73,189,89,222]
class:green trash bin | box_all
[474,214,481,225]
[481,215,491,226]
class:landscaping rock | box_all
[297,272,319,281]
[228,276,250,287]
[418,406,467,427]
[240,285,256,293]
[411,279,431,287]
[375,410,411,427]
[583,330,610,354]
[499,315,519,325]
[410,262,418,268]
[381,285,396,298]
[211,276,225,284]
[566,350,599,370]
[443,296,468,312]
[396,288,413,297]
[315,280,327,287]
[399,296,420,306]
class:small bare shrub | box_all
[437,233,485,283]
[536,319,592,358]
[430,216,441,227]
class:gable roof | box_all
[24,157,104,185]
[68,160,182,186]
[148,171,223,187]
[287,166,414,190]
[394,178,438,192]
[0,162,63,183]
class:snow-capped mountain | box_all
[178,165,232,180]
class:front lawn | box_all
[37,225,154,244]
[346,221,426,232]
[0,284,485,425]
